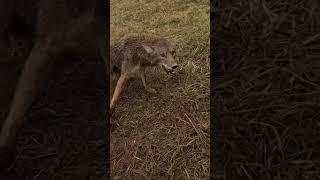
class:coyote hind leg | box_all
[0,41,54,149]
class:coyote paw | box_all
[110,108,115,117]
[110,101,117,116]
[146,87,156,93]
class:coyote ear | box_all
[142,44,154,54]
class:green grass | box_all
[111,0,210,179]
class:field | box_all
[110,0,210,179]
[213,0,320,179]
[0,55,108,179]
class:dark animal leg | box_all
[139,68,156,93]
[0,41,54,149]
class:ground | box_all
[110,0,210,179]
[0,55,108,179]
[213,0,320,179]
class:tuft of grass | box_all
[111,0,210,179]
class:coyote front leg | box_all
[139,68,156,93]
[110,73,128,110]
[0,42,54,149]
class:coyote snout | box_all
[160,53,178,74]
[110,36,178,110]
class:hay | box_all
[212,0,320,179]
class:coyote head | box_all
[142,38,178,74]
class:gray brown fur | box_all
[110,36,178,110]
[0,0,108,155]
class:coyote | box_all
[110,36,178,110]
[0,0,107,160]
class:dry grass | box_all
[0,56,108,179]
[213,0,320,179]
[110,0,210,179]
